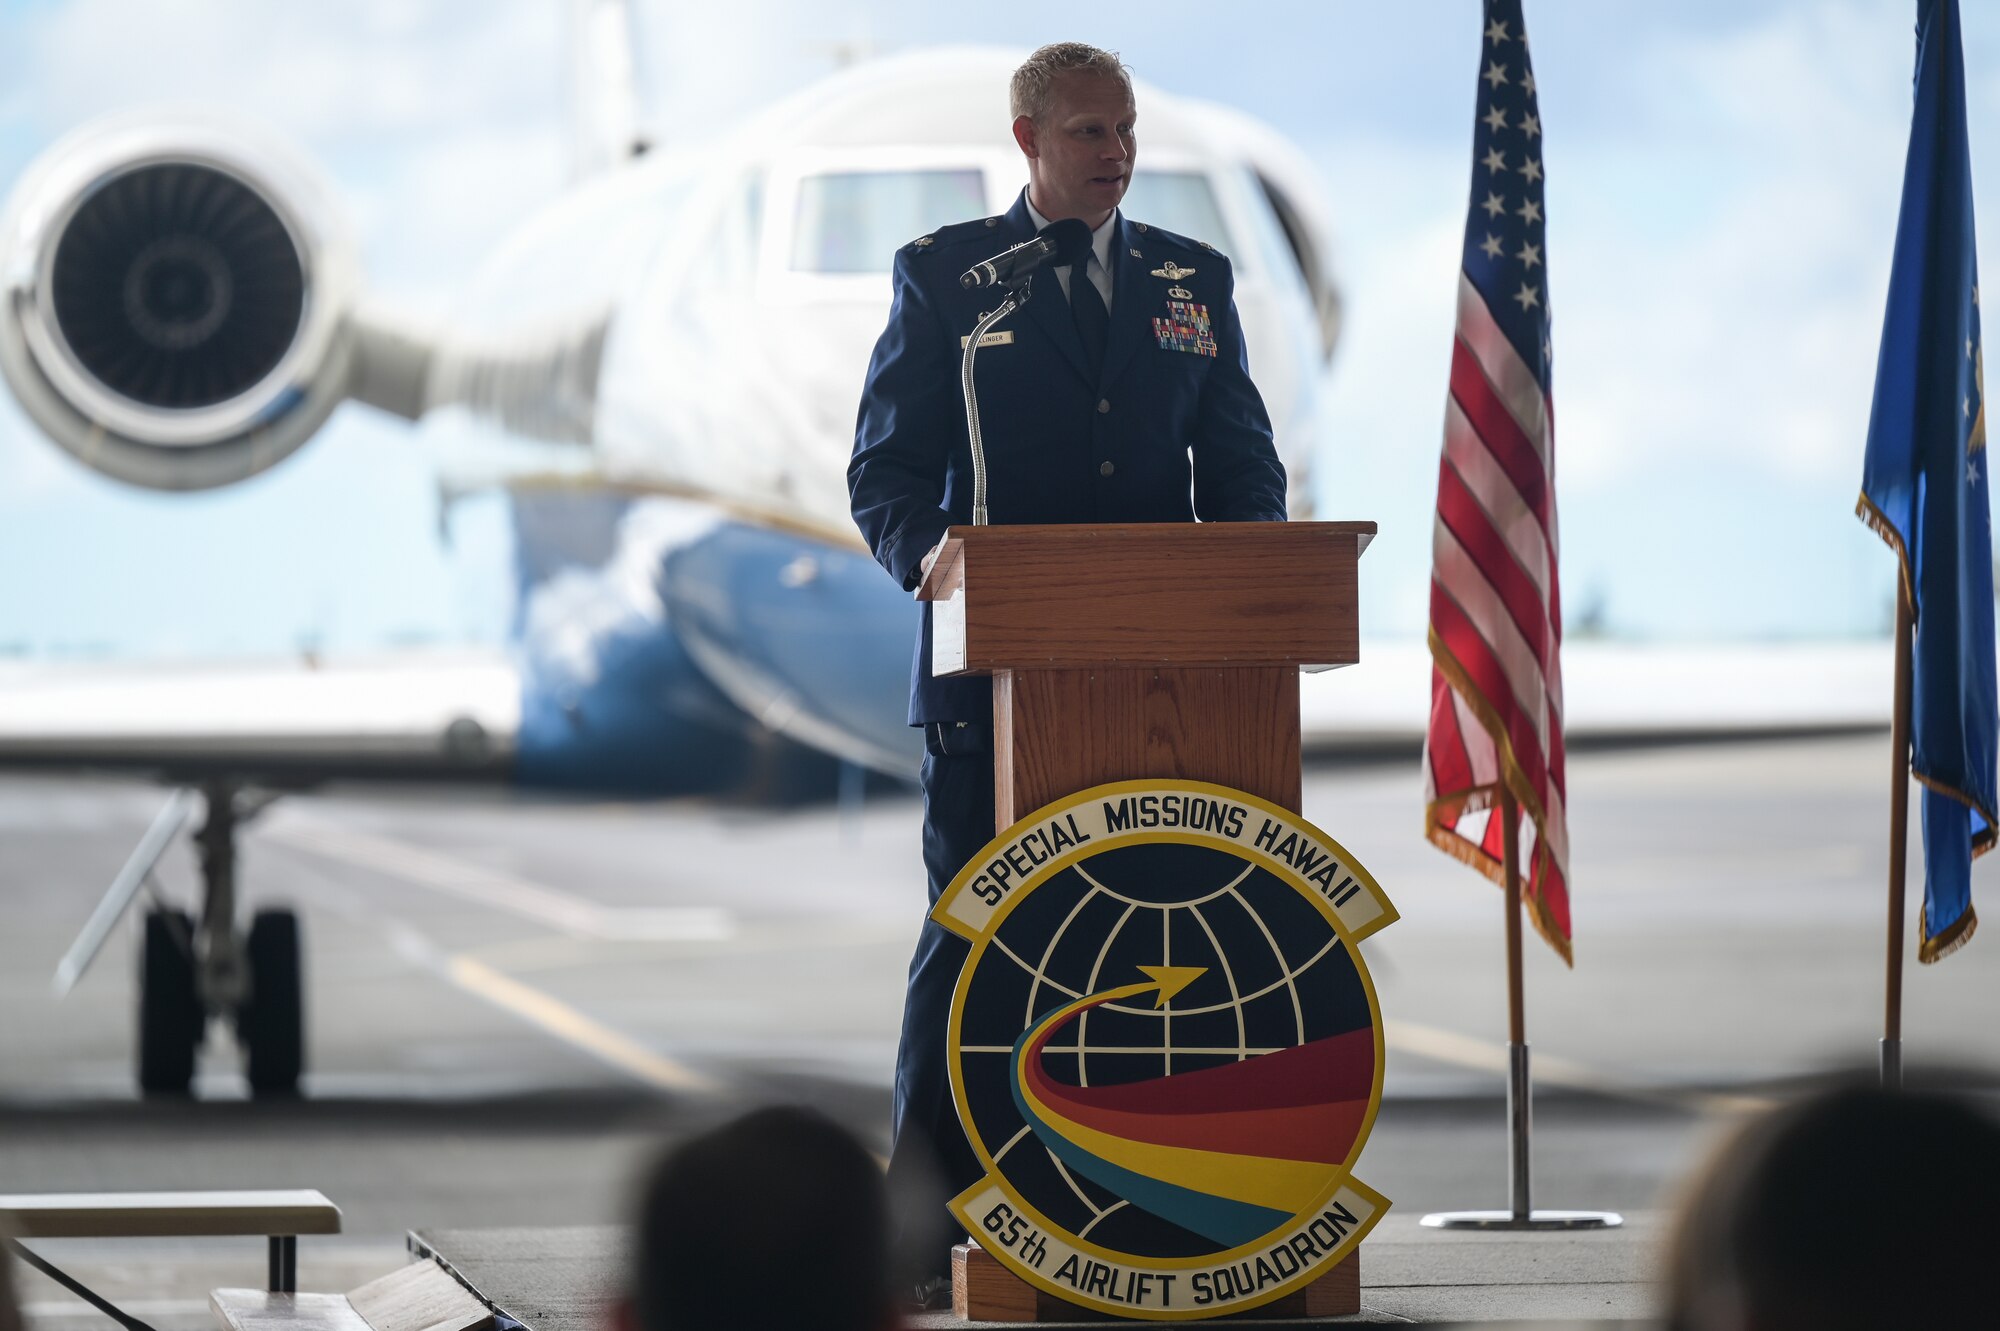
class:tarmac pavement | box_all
[3,733,1997,1327]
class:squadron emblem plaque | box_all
[933,779,1400,1320]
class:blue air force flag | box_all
[1858,0,1997,961]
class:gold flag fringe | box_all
[1855,491,1916,614]
[1911,770,2000,859]
[1920,906,1978,965]
[1424,801,1574,966]
[1854,491,1994,961]
[1425,628,1575,967]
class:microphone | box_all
[959,218,1093,289]
[959,236,1054,289]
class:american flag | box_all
[1424,0,1572,964]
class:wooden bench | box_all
[0,1190,341,1331]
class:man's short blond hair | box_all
[1010,43,1133,123]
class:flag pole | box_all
[1882,577,1913,1090]
[1420,791,1621,1232]
[1501,788,1531,1220]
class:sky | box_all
[0,0,1988,658]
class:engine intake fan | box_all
[0,117,358,490]
[53,163,305,410]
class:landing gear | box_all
[184,781,305,1097]
[137,908,201,1095]
[60,780,303,1097]
[241,909,303,1094]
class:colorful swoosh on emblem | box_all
[1008,965,1375,1249]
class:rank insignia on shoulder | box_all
[915,235,934,247]
[1153,298,1218,357]
[1151,260,1196,281]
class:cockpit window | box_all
[1119,171,1233,255]
[791,169,986,273]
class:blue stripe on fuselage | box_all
[508,488,759,793]
[505,486,921,790]
[657,520,921,775]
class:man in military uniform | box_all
[848,42,1287,1289]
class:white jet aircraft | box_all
[0,9,1891,1096]
[0,28,1367,1094]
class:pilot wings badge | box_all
[1151,260,1196,281]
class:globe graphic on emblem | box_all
[953,838,1379,1260]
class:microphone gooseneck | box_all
[957,217,1097,525]
[961,291,1028,525]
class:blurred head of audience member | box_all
[618,1106,898,1331]
[1665,1081,2000,1331]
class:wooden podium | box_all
[918,521,1373,827]
[917,520,1375,1322]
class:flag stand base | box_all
[1418,1209,1622,1231]
[1418,1044,1623,1232]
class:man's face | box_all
[1015,71,1137,227]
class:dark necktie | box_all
[1069,248,1110,381]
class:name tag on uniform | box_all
[960,330,1015,349]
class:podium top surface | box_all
[916,520,1372,673]
[914,521,1374,599]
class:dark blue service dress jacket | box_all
[849,188,1289,726]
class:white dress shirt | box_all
[1025,195,1117,312]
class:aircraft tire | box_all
[137,909,202,1095]
[242,909,305,1096]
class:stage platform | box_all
[409,1213,1660,1328]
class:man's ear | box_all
[1011,114,1039,158]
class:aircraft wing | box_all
[1302,640,1892,750]
[0,650,518,785]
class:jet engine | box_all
[0,115,360,490]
